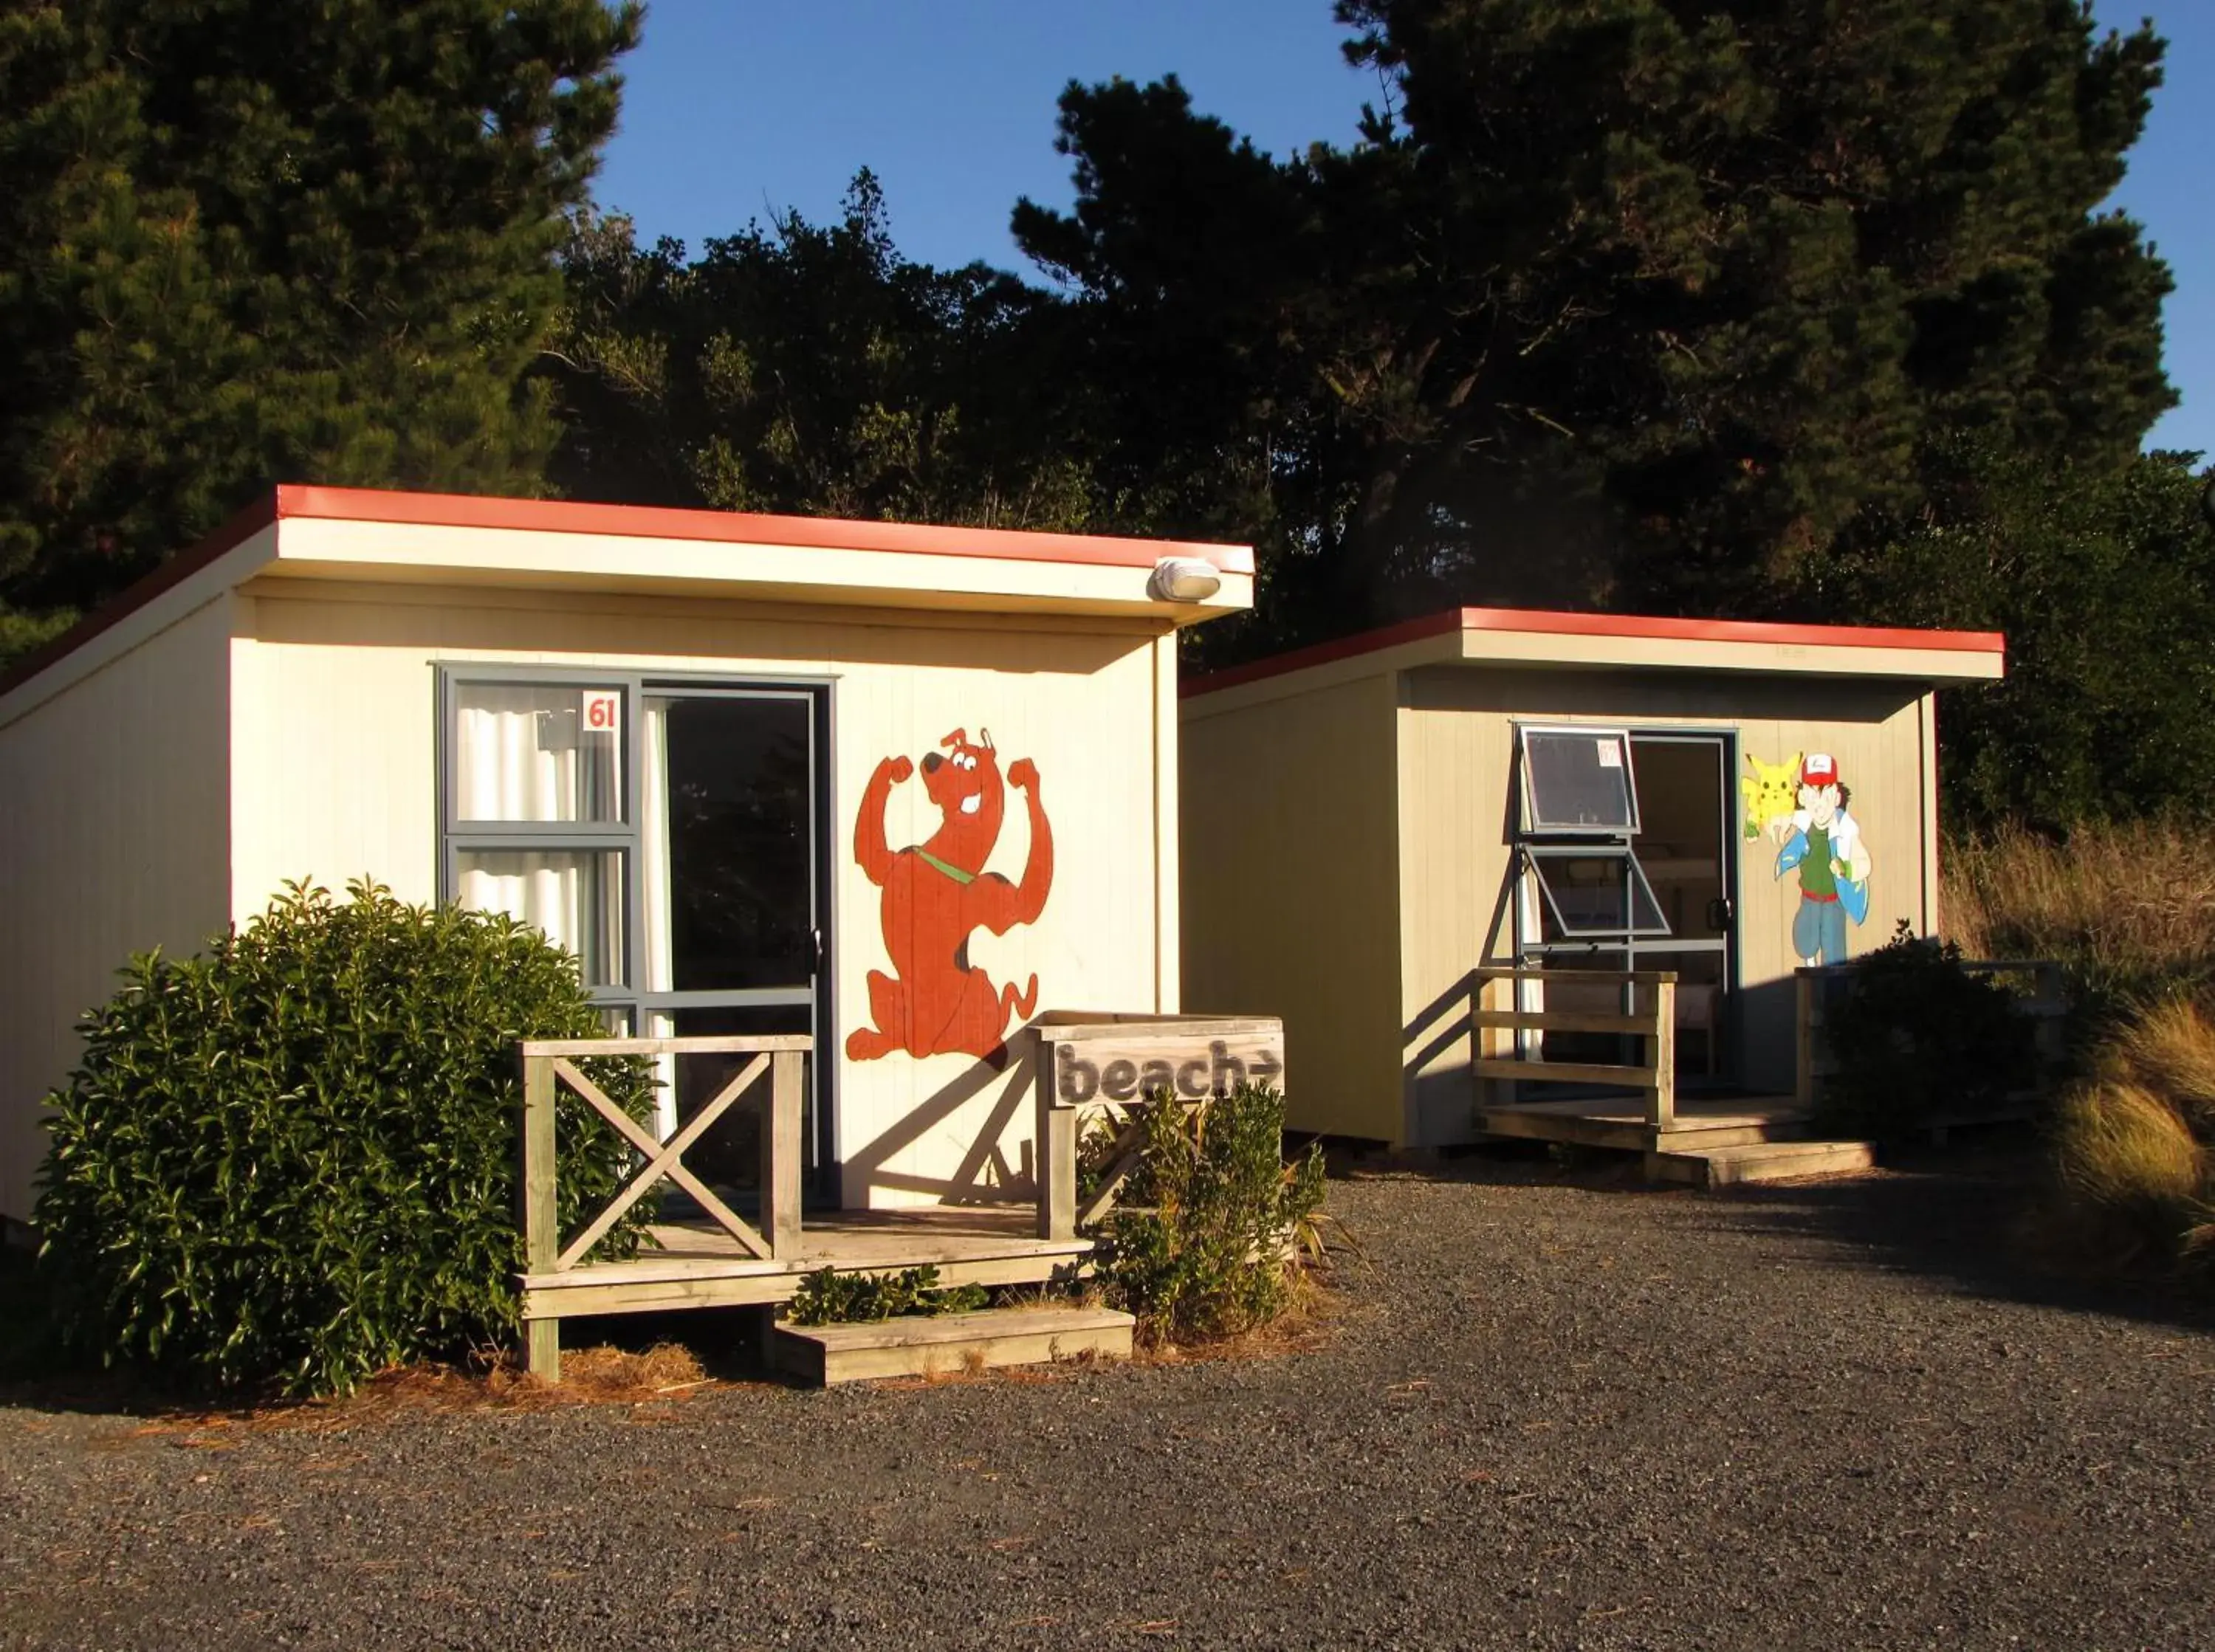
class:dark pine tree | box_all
[1014,1,2175,647]
[0,0,640,655]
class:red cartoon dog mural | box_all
[846,729,1054,1061]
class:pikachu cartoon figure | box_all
[1740,751,1802,842]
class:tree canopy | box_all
[1013,0,2177,646]
[0,0,640,641]
[545,174,1097,532]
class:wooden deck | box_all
[1478,1092,1810,1154]
[521,1208,1096,1323]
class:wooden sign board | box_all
[1029,1014,1285,1239]
[1034,1015,1285,1109]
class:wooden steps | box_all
[1646,1138,1878,1187]
[772,1304,1136,1386]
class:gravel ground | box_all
[3,1146,2211,1652]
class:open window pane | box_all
[1528,848,1670,938]
[456,849,626,985]
[1521,727,1640,833]
[453,684,623,823]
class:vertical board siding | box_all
[1181,673,1403,1141]
[0,599,234,1218]
[227,584,1169,1211]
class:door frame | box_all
[1505,722,1740,1086]
[1622,727,1740,1088]
[436,663,841,1198]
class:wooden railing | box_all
[1795,960,2067,1118]
[1471,966,1678,1129]
[518,1033,810,1375]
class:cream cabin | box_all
[1179,607,2005,1151]
[0,486,1253,1225]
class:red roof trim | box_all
[275,484,1255,574]
[2,485,1257,701]
[1182,605,2006,698]
[0,494,278,700]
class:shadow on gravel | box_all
[1693,1151,2214,1334]
[1350,1132,2214,1335]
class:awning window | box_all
[1525,847,1671,940]
[1519,726,1640,835]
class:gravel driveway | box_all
[4,1147,2210,1652]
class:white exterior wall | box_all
[228,579,1178,1210]
[0,598,236,1219]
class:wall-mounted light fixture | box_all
[1147,557,1222,604]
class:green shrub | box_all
[1090,1084,1328,1346]
[783,1264,989,1326]
[1815,923,2042,1136]
[34,880,656,1396]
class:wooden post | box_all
[1035,1033,1076,1240]
[760,1050,805,1257]
[2033,962,2067,1078]
[520,1051,560,1383]
[1794,970,1817,1112]
[1646,977,1676,1133]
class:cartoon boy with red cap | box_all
[1774,753,1871,966]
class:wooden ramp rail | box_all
[518,1033,808,1379]
[1471,966,1677,1130]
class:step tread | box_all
[778,1305,1134,1352]
[1682,1139,1875,1163]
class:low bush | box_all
[2049,997,2215,1288]
[1087,1084,1328,1346]
[35,880,656,1396]
[783,1264,989,1326]
[1815,922,2041,1136]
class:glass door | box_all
[1624,732,1736,1086]
[639,689,828,1205]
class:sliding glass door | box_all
[638,692,820,1194]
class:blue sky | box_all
[594,1,2212,458]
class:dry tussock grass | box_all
[2048,994,2215,1284]
[1945,821,2215,989]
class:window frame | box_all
[1522,844,1672,940]
[436,664,840,1180]
[1516,723,1643,837]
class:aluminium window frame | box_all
[1515,723,1644,838]
[436,662,840,1182]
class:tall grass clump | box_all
[1949,820,2215,1293]
[34,881,656,1396]
[2049,997,2215,1290]
[1946,821,2215,1012]
[1084,1084,1328,1347]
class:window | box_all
[1525,847,1669,940]
[1511,723,1672,953]
[441,670,830,1163]
[1519,726,1640,835]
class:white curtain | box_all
[453,686,619,822]
[456,851,619,985]
[450,686,625,991]
[642,701,679,1140]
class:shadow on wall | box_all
[1403,968,1480,1148]
[842,1043,1040,1207]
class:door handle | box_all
[809,926,825,975]
[1705,897,1734,932]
